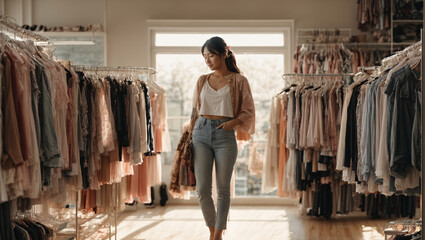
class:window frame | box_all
[147,20,296,204]
[147,20,294,74]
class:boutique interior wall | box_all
[0,0,360,204]
[0,0,360,67]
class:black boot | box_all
[144,187,155,208]
[160,183,168,206]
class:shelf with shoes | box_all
[32,31,105,37]
[392,23,422,49]
[392,0,423,20]
[22,24,104,33]
[393,42,421,45]
[391,0,423,52]
[23,24,105,46]
[393,19,423,23]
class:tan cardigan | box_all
[190,72,255,140]
[169,72,255,197]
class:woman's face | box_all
[203,48,225,71]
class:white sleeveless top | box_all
[199,81,234,117]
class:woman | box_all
[190,36,255,240]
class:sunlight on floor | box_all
[362,225,385,240]
[117,206,389,240]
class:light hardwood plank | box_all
[116,205,397,240]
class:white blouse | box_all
[199,81,234,118]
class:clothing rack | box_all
[357,66,381,72]
[296,28,352,45]
[13,209,73,239]
[282,73,353,79]
[382,40,422,67]
[421,28,424,240]
[0,15,49,42]
[357,66,379,71]
[281,73,352,89]
[76,191,79,240]
[297,42,394,48]
[71,65,157,75]
[70,64,161,240]
[282,73,353,83]
[356,41,423,232]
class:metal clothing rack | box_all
[70,65,159,240]
[71,65,157,75]
[382,40,422,67]
[354,40,425,237]
[281,73,352,87]
[357,66,380,72]
[281,73,353,79]
[73,188,118,240]
[420,27,424,240]
[297,42,395,49]
[75,191,79,240]
[296,28,352,45]
[0,15,49,42]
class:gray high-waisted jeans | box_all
[192,116,238,230]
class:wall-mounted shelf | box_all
[390,0,423,52]
[32,31,105,37]
[393,20,423,23]
[296,28,352,46]
[393,42,419,45]
[31,31,107,65]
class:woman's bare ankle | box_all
[209,226,215,240]
[213,229,223,240]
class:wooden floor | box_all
[117,204,392,240]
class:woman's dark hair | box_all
[201,36,240,74]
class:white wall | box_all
[5,0,360,66]
[105,0,359,66]
[3,0,22,24]
[32,0,105,27]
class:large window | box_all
[150,21,293,198]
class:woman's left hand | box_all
[217,119,239,131]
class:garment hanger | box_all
[354,66,369,80]
[279,76,297,94]
[147,73,165,94]
[409,56,421,70]
[311,75,323,90]
[284,83,297,92]
[19,40,45,68]
[319,76,331,97]
[380,57,409,86]
[406,48,422,70]
[342,43,354,58]
[303,80,314,90]
[382,42,421,70]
